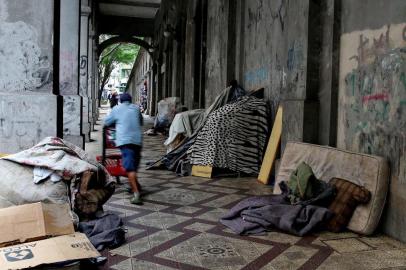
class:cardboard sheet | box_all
[0,203,74,247]
[192,165,213,178]
[0,233,100,270]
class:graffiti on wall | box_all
[0,99,55,151]
[0,5,52,92]
[244,65,270,89]
[285,41,306,95]
[79,55,88,95]
[339,23,406,181]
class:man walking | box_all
[109,90,119,108]
[104,93,143,204]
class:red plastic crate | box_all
[96,155,127,177]
[97,127,128,177]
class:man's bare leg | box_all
[128,172,139,192]
[128,171,142,204]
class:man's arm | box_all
[104,109,116,127]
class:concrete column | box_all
[87,29,95,131]
[92,42,99,126]
[0,0,60,153]
[79,3,91,142]
[281,0,319,151]
[60,0,85,148]
[149,63,158,116]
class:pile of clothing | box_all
[221,162,371,236]
[149,83,269,176]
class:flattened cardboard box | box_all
[0,232,100,270]
[0,202,74,247]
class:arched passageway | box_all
[97,36,153,57]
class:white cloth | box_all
[33,167,62,184]
[3,137,98,179]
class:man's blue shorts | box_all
[119,144,142,172]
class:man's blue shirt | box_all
[104,102,143,146]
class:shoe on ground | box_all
[130,196,143,205]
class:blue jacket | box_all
[104,102,143,146]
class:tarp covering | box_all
[189,96,269,175]
[165,85,246,146]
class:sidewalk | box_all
[86,107,406,270]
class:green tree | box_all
[98,36,139,100]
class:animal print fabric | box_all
[189,96,269,175]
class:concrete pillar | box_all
[281,0,319,151]
[87,29,95,131]
[0,0,60,153]
[149,63,158,116]
[79,2,91,142]
[59,0,85,148]
[92,42,99,126]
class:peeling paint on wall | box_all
[0,2,52,92]
[338,23,406,183]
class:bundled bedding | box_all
[0,137,115,219]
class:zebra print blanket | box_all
[189,96,269,175]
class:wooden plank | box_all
[191,165,213,178]
[258,106,283,184]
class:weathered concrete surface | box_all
[318,0,339,146]
[237,0,319,149]
[60,0,84,148]
[0,94,58,153]
[241,0,286,103]
[0,0,54,93]
[87,33,95,131]
[204,0,228,106]
[80,2,91,141]
[0,0,59,153]
[183,0,200,110]
[337,0,406,241]
[62,95,83,148]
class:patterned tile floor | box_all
[86,108,406,270]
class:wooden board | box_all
[258,106,283,184]
[192,165,213,178]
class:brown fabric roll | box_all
[327,178,371,232]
